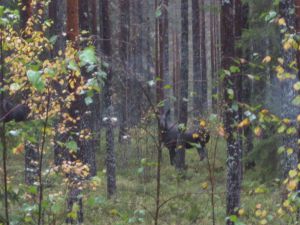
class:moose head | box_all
[159,109,210,166]
[0,100,30,123]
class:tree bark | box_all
[118,0,130,143]
[200,0,207,114]
[65,1,84,223]
[221,1,243,223]
[101,0,116,198]
[279,0,299,179]
[175,0,189,170]
[192,0,201,115]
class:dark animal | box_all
[0,100,30,122]
[159,109,210,166]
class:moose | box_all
[0,99,30,123]
[159,109,210,166]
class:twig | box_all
[0,25,10,225]
[37,87,52,225]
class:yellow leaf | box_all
[277,207,284,216]
[192,133,199,139]
[287,180,297,191]
[289,169,297,178]
[201,182,208,190]
[283,200,290,207]
[199,120,206,127]
[278,18,286,26]
[276,65,284,74]
[261,210,267,218]
[283,41,292,50]
[260,109,269,115]
[255,187,266,194]
[238,118,250,129]
[218,126,225,137]
[262,56,271,63]
[278,58,284,65]
[297,114,300,123]
[260,219,267,225]
[255,209,262,217]
[283,118,291,125]
[287,148,294,155]
[13,144,25,155]
[110,209,118,216]
[254,127,263,137]
[238,208,245,216]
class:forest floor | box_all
[6,131,284,225]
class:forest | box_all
[1,0,300,224]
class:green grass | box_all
[0,129,293,225]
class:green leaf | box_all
[28,186,38,195]
[27,70,45,92]
[44,68,56,77]
[164,84,172,89]
[66,141,78,152]
[229,66,240,73]
[49,35,58,45]
[85,96,93,105]
[79,46,97,66]
[137,167,144,174]
[229,215,238,222]
[155,7,162,18]
[265,10,277,22]
[232,103,239,112]
[277,125,286,134]
[292,96,300,106]
[278,146,285,154]
[227,89,234,100]
[287,127,297,135]
[0,6,4,17]
[294,82,300,91]
[68,60,79,71]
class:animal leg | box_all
[197,146,207,161]
[169,148,176,165]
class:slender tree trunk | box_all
[192,0,201,116]
[279,0,298,179]
[221,1,243,223]
[101,0,116,198]
[20,0,41,186]
[118,0,130,143]
[200,0,207,114]
[65,1,84,223]
[162,0,170,112]
[0,23,10,225]
[78,0,97,177]
[154,0,166,223]
[49,0,68,168]
[175,0,189,170]
[173,32,180,120]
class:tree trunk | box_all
[175,0,189,170]
[279,0,299,179]
[49,0,68,168]
[78,0,97,177]
[20,0,42,186]
[192,0,201,116]
[49,0,66,55]
[118,0,130,143]
[101,0,116,198]
[221,1,243,223]
[65,1,84,223]
[162,0,170,112]
[200,0,207,114]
